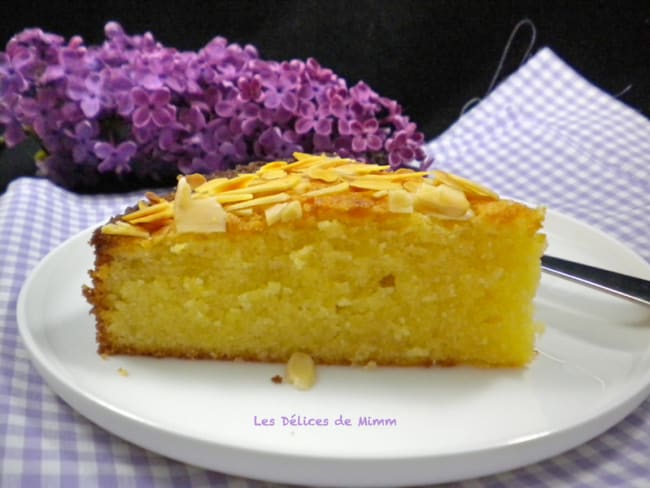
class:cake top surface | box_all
[101,153,500,238]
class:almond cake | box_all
[84,153,546,367]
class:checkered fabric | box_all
[1,47,649,487]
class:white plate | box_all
[17,209,650,487]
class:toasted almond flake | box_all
[225,192,290,211]
[280,200,303,222]
[414,183,469,217]
[122,201,173,223]
[214,193,254,204]
[259,161,289,172]
[199,174,257,194]
[260,169,288,180]
[185,173,207,189]
[307,167,339,182]
[195,177,228,193]
[402,180,421,193]
[350,178,403,191]
[372,190,388,199]
[129,208,174,224]
[145,191,165,204]
[174,177,227,233]
[388,189,414,213]
[305,157,351,171]
[303,181,350,198]
[434,170,499,199]
[284,155,327,171]
[383,171,433,181]
[364,360,378,370]
[285,153,348,171]
[265,202,288,226]
[293,180,311,194]
[286,352,317,390]
[101,221,150,238]
[232,208,254,216]
[220,175,301,196]
[334,163,390,176]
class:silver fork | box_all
[541,255,650,307]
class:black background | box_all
[1,0,649,191]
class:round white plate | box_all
[17,209,650,487]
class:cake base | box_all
[86,199,545,367]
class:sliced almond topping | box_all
[402,180,421,193]
[350,177,403,191]
[284,153,329,171]
[198,174,257,194]
[145,191,166,204]
[101,221,150,238]
[286,351,317,390]
[103,155,497,238]
[259,168,288,180]
[185,173,207,189]
[383,171,433,181]
[293,180,311,194]
[225,192,290,211]
[307,167,340,183]
[264,202,288,226]
[220,175,301,196]
[122,201,173,224]
[174,177,227,233]
[303,181,350,198]
[259,161,289,172]
[128,208,174,224]
[334,163,390,176]
[388,189,414,213]
[214,193,254,204]
[414,183,470,217]
[280,200,303,222]
[433,170,499,199]
[194,177,228,194]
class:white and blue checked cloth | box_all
[1,47,649,487]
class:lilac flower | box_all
[255,127,301,159]
[261,64,299,112]
[94,140,137,174]
[16,88,60,139]
[295,101,332,135]
[237,76,261,102]
[0,53,30,96]
[67,72,106,118]
[350,119,384,152]
[40,43,87,84]
[215,96,260,136]
[0,93,26,146]
[131,87,176,128]
[67,120,98,163]
[0,22,431,190]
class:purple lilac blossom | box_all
[0,22,431,190]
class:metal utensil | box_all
[541,255,650,307]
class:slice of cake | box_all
[84,153,546,367]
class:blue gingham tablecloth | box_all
[1,47,649,487]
